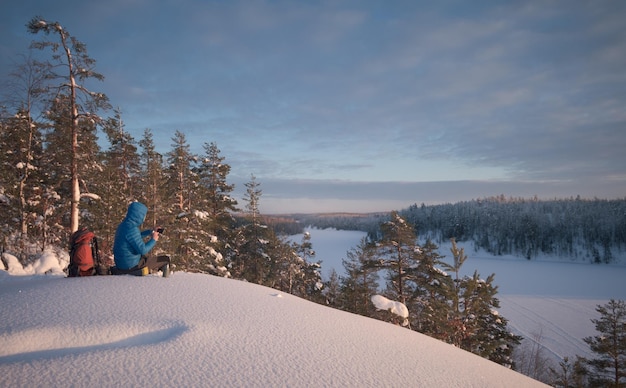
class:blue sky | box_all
[1,1,625,213]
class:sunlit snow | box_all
[371,294,409,318]
[2,229,625,387]
[0,251,547,387]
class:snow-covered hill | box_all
[0,269,546,387]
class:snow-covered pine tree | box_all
[339,237,380,316]
[377,211,419,305]
[407,239,452,336]
[0,56,48,258]
[235,174,272,284]
[163,130,198,270]
[295,231,314,263]
[291,232,324,302]
[304,258,324,301]
[232,175,299,289]
[582,299,626,387]
[441,238,520,367]
[440,238,469,345]
[281,232,310,294]
[41,94,102,246]
[193,142,238,276]
[373,212,450,330]
[324,269,341,307]
[138,129,166,230]
[0,108,44,260]
[458,271,521,367]
[27,17,111,233]
[264,235,302,293]
[101,110,140,200]
[97,109,141,252]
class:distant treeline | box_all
[285,196,626,263]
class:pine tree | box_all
[549,356,588,388]
[232,175,298,288]
[97,109,141,253]
[268,234,305,293]
[163,130,197,270]
[40,94,101,247]
[272,237,305,294]
[289,231,324,300]
[408,239,452,336]
[197,142,238,225]
[583,299,626,387]
[373,212,451,329]
[194,142,238,276]
[27,17,111,232]
[305,260,324,303]
[377,211,419,305]
[339,237,379,316]
[440,238,470,345]
[442,238,520,367]
[138,129,166,229]
[324,269,341,307]
[458,271,521,367]
[0,108,44,259]
[294,231,315,264]
[263,234,295,291]
[235,175,271,283]
[101,109,140,200]
[443,238,468,316]
[0,55,49,257]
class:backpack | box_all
[67,227,100,277]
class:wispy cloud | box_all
[1,0,625,212]
[243,177,626,214]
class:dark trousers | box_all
[137,255,171,272]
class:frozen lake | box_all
[290,227,626,368]
[288,227,368,279]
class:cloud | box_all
[232,176,626,214]
[1,0,625,214]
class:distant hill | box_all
[282,197,626,263]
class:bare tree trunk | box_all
[58,26,81,233]
[70,116,79,233]
[18,113,34,259]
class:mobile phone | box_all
[156,227,164,234]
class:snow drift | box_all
[0,271,546,387]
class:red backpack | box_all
[67,228,99,277]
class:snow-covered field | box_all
[0,267,545,387]
[1,229,624,387]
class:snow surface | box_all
[371,295,409,319]
[0,259,546,387]
[2,229,625,387]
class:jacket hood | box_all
[125,202,148,226]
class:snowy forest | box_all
[292,196,626,264]
[2,17,625,382]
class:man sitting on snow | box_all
[112,201,170,277]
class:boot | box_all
[161,263,170,278]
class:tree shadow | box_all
[0,324,189,364]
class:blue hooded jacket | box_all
[113,202,156,270]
